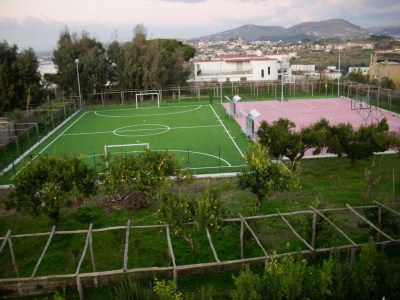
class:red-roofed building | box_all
[191,54,291,82]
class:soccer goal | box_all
[135,92,160,109]
[104,143,150,166]
[104,143,150,156]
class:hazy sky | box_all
[1,0,399,51]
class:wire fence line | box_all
[1,80,399,180]
[0,201,399,299]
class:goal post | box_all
[135,92,160,109]
[104,143,150,156]
[104,143,150,167]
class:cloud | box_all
[0,0,399,50]
[160,0,206,2]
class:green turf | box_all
[0,103,253,184]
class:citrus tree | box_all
[257,118,330,172]
[327,118,390,163]
[102,148,193,201]
[155,184,225,249]
[7,155,97,223]
[238,144,299,212]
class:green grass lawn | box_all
[0,103,251,185]
[1,153,399,298]
[1,99,399,298]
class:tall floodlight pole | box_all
[220,59,223,104]
[338,48,341,98]
[281,72,284,102]
[75,59,82,110]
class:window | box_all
[240,77,247,81]
[268,67,270,75]
[261,69,264,78]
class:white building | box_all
[192,54,290,83]
[348,67,369,75]
[38,60,57,77]
[291,64,316,72]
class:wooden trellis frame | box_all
[0,201,399,300]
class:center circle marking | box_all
[113,124,170,137]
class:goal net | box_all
[104,143,150,156]
[135,92,160,109]
[104,143,150,166]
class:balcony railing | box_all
[197,69,253,77]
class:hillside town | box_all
[39,38,400,88]
[185,37,400,88]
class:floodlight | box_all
[232,95,241,102]
[249,109,260,120]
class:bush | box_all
[110,279,157,300]
[231,266,263,300]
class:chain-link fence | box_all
[0,100,79,174]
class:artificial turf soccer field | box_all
[0,103,252,184]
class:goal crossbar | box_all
[104,143,150,156]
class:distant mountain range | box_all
[192,19,400,42]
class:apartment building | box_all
[191,54,291,83]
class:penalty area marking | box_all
[86,149,232,167]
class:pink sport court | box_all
[223,97,400,141]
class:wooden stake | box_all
[9,238,20,278]
[123,219,131,272]
[89,227,97,287]
[166,225,177,282]
[311,212,317,249]
[239,214,269,258]
[77,275,84,300]
[240,219,244,259]
[0,230,11,255]
[75,224,93,276]
[350,247,357,268]
[377,206,382,242]
[310,206,357,246]
[373,201,400,217]
[205,227,220,263]
[31,225,56,278]
[346,204,394,241]
[276,209,314,251]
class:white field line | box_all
[209,105,244,158]
[94,105,202,118]
[0,109,81,177]
[10,111,89,179]
[86,149,232,167]
[90,103,205,113]
[62,124,222,136]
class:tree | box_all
[155,184,224,249]
[257,118,293,160]
[388,131,400,155]
[116,26,195,90]
[257,118,330,172]
[346,70,369,84]
[238,144,299,212]
[0,41,42,115]
[17,48,43,111]
[102,148,192,201]
[7,155,97,223]
[327,119,390,163]
[53,28,109,97]
[379,76,396,89]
